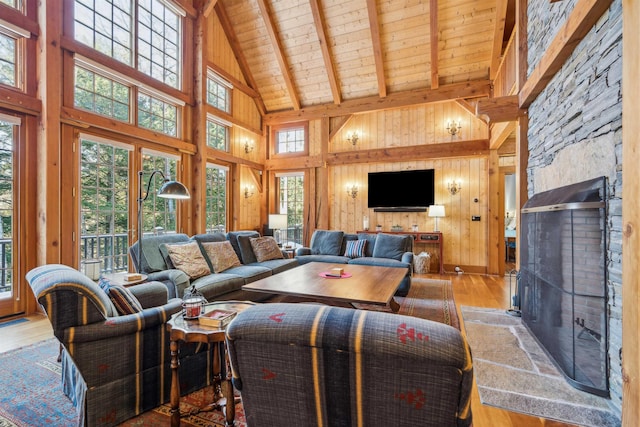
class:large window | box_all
[273,123,308,155]
[277,173,304,246]
[79,137,131,273]
[205,164,227,233]
[74,0,182,89]
[206,117,229,151]
[140,151,180,234]
[207,72,231,113]
[74,65,130,121]
[138,92,178,137]
[0,118,15,300]
[0,32,17,87]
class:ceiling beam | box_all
[214,2,267,116]
[519,0,613,108]
[430,0,439,89]
[476,95,523,123]
[202,0,218,18]
[366,0,387,98]
[256,0,301,110]
[207,61,260,99]
[309,0,342,105]
[264,80,491,124]
[490,0,508,80]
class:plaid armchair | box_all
[226,303,473,427]
[26,264,213,427]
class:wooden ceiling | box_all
[213,0,514,118]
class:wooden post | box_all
[622,0,640,424]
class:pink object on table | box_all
[319,272,353,279]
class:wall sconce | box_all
[346,183,358,199]
[448,180,461,195]
[243,139,254,153]
[243,185,255,198]
[446,119,462,136]
[347,132,359,145]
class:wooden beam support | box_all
[490,120,517,150]
[456,99,476,116]
[205,105,263,136]
[207,61,261,99]
[202,0,218,18]
[309,0,341,105]
[476,95,523,123]
[519,0,613,108]
[622,0,640,424]
[214,2,267,116]
[490,0,509,80]
[264,80,492,124]
[329,115,352,141]
[0,86,41,115]
[256,0,301,110]
[265,155,324,171]
[430,0,439,89]
[366,0,387,98]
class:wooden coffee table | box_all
[242,262,407,312]
[167,301,256,427]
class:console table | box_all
[357,230,444,275]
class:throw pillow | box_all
[344,239,367,258]
[237,235,258,264]
[250,236,284,262]
[101,283,143,315]
[164,241,211,279]
[201,241,242,273]
[309,230,344,255]
[372,233,410,261]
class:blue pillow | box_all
[310,230,344,255]
[372,233,410,261]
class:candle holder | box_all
[182,285,208,319]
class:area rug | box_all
[351,277,459,329]
[0,338,246,427]
[461,306,620,427]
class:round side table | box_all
[166,300,256,427]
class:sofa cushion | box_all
[190,273,246,300]
[99,279,143,315]
[250,236,284,262]
[237,235,258,264]
[162,241,211,279]
[246,258,299,274]
[227,231,260,262]
[372,233,411,261]
[138,233,190,272]
[344,239,367,258]
[295,254,350,265]
[357,233,378,257]
[201,241,242,273]
[310,230,344,255]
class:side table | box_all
[100,272,148,287]
[166,300,256,427]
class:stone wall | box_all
[526,0,622,415]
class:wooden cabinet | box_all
[357,230,444,275]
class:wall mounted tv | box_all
[367,169,435,212]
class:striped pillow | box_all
[100,281,143,315]
[344,239,367,258]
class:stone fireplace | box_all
[520,177,608,396]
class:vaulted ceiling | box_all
[212,0,515,119]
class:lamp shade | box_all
[268,214,288,230]
[157,180,190,199]
[428,205,445,218]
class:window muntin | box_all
[74,0,133,65]
[206,119,229,151]
[0,119,15,298]
[275,124,307,154]
[74,0,182,89]
[138,92,178,137]
[141,152,179,235]
[205,164,227,233]
[0,32,17,88]
[138,0,180,88]
[74,65,130,121]
[207,74,231,113]
[277,174,304,246]
[79,138,130,273]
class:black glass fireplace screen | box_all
[520,176,608,396]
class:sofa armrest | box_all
[146,269,190,299]
[295,247,312,256]
[128,281,170,308]
[401,252,414,274]
[60,298,183,343]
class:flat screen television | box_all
[367,169,435,212]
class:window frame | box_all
[205,162,229,234]
[206,70,232,114]
[270,122,309,157]
[206,114,231,152]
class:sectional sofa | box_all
[129,230,298,302]
[295,230,414,296]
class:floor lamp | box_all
[137,170,190,272]
[428,205,445,232]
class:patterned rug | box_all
[461,306,620,427]
[0,279,456,427]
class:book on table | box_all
[198,309,236,328]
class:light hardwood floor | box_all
[1,272,576,427]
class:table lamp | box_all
[428,205,445,232]
[268,214,288,246]
[137,170,190,272]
